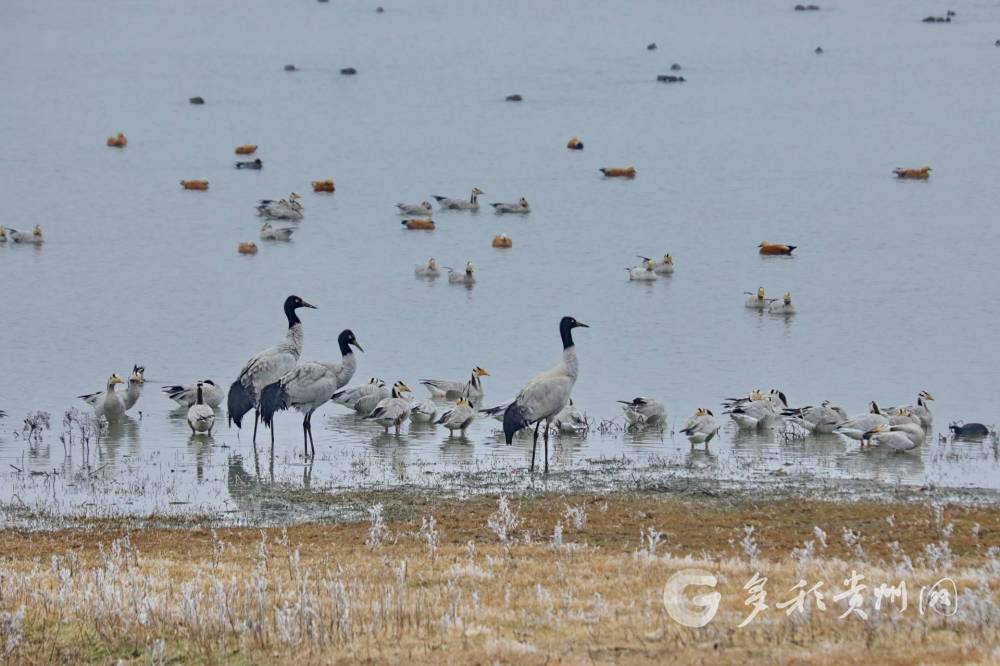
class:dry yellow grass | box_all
[1,492,998,664]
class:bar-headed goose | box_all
[433,187,483,210]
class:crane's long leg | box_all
[543,422,550,474]
[252,409,259,445]
[308,414,316,457]
[530,420,541,472]
[302,416,309,457]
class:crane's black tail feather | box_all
[258,381,288,429]
[502,402,530,444]
[228,380,255,429]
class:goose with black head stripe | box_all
[259,329,362,455]
[227,295,316,445]
[163,379,224,409]
[421,366,489,402]
[503,316,588,473]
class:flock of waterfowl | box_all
[61,288,990,476]
[7,2,996,478]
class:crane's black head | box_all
[559,316,589,349]
[338,329,364,354]
[284,295,317,327]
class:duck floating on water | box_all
[657,74,685,83]
[894,166,931,179]
[235,158,263,170]
[260,223,295,241]
[758,241,796,255]
[744,287,767,309]
[7,225,43,244]
[637,254,673,274]
[402,218,435,230]
[415,258,440,277]
[448,261,476,284]
[767,292,796,315]
[601,167,636,178]
[106,132,127,148]
[949,422,990,439]
[491,198,529,214]
[397,201,433,216]
[492,234,513,248]
[238,242,258,254]
[311,179,335,192]
[181,179,209,190]
[340,67,357,75]
[505,94,523,102]
[189,96,205,105]
[235,144,258,155]
[434,187,483,210]
[626,259,657,281]
[567,137,584,150]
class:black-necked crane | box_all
[227,295,316,445]
[259,329,362,456]
[502,316,588,473]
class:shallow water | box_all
[2,0,1000,518]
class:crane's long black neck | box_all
[285,302,301,328]
[338,334,353,357]
[560,321,575,350]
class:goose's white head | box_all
[472,187,484,196]
[108,373,125,387]
[663,253,673,265]
[473,366,490,377]
[919,390,935,402]
[465,261,474,274]
[783,292,792,304]
[519,197,529,207]
[33,225,42,238]
[393,381,412,396]
[427,258,437,270]
[129,365,145,384]
[756,287,765,300]
[643,259,655,271]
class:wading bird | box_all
[228,295,316,445]
[502,316,588,473]
[187,382,216,435]
[259,329,362,455]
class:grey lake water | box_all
[2,0,1000,520]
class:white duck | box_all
[637,254,674,275]
[626,259,658,281]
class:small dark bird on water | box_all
[647,42,657,51]
[815,46,824,54]
[189,96,205,105]
[506,94,523,102]
[235,158,263,170]
[949,422,990,439]
[284,64,297,71]
[657,75,685,83]
[341,67,357,75]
